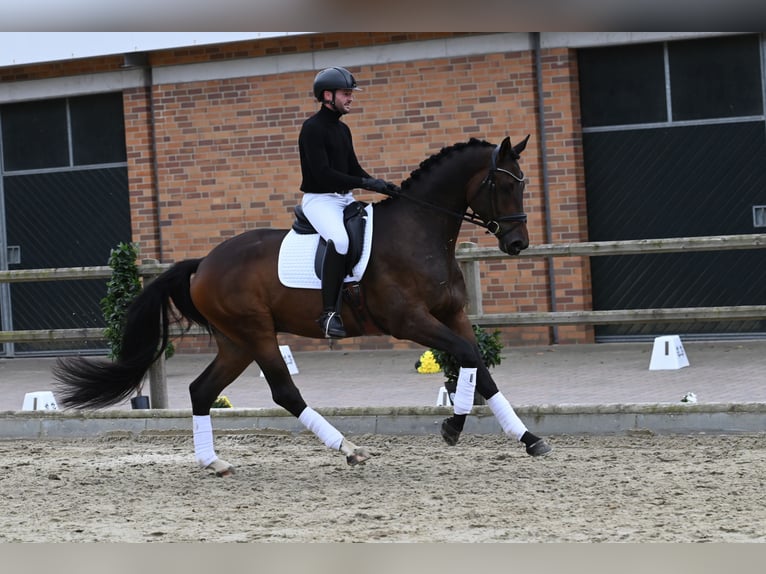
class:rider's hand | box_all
[361,178,396,195]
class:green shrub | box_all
[101,242,174,360]
[101,242,142,360]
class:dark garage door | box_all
[578,34,766,341]
[0,93,131,355]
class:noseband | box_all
[464,144,528,238]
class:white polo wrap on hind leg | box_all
[453,367,478,415]
[193,415,217,468]
[487,392,527,441]
[299,407,344,450]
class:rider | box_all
[299,66,397,339]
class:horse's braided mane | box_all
[399,138,494,192]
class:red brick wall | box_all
[536,48,594,344]
[3,33,594,352]
[138,35,594,352]
[124,86,163,259]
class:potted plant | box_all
[430,325,504,406]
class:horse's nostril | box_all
[502,239,527,256]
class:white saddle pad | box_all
[277,203,374,289]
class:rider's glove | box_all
[361,178,396,195]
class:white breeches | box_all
[301,192,356,255]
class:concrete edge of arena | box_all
[1,403,765,439]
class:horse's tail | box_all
[53,258,209,409]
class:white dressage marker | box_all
[22,391,59,411]
[259,345,299,377]
[649,335,690,370]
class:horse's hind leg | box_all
[189,335,253,476]
[254,337,370,466]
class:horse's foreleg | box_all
[453,366,478,414]
[472,364,552,456]
[450,334,551,455]
[485,392,551,456]
[440,366,478,445]
[442,376,552,456]
[463,366,551,456]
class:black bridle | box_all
[465,144,528,237]
[385,144,528,237]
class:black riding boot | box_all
[318,241,347,339]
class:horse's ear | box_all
[512,134,531,156]
[497,137,515,162]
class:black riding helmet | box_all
[313,67,362,102]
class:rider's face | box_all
[325,89,355,114]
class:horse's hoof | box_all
[346,448,370,466]
[207,459,235,477]
[525,439,552,457]
[440,419,461,446]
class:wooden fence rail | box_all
[456,232,766,260]
[457,233,766,325]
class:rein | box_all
[385,144,528,237]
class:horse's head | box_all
[467,135,530,256]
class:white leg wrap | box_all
[193,415,217,468]
[298,407,344,451]
[453,367,478,415]
[487,392,527,441]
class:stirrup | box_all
[318,311,346,339]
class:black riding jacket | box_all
[299,105,370,194]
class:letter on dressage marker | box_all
[649,335,690,370]
[259,345,299,377]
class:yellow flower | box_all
[212,395,233,408]
[417,350,442,374]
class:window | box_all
[579,34,764,129]
[70,93,127,165]
[1,99,69,170]
[1,92,126,172]
[578,43,667,128]
[668,35,763,121]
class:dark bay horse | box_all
[54,135,551,476]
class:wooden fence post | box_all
[458,242,483,316]
[148,353,167,409]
